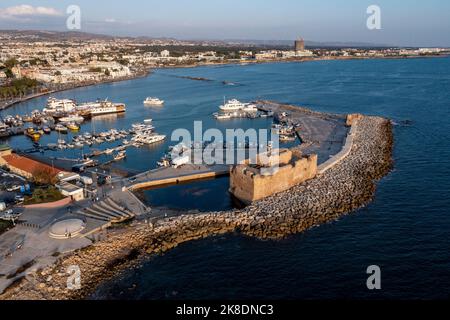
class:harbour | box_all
[0,57,449,300]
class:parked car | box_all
[14,195,24,203]
[6,185,20,192]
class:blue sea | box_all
[2,57,450,299]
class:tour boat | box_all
[143,97,164,105]
[89,100,126,116]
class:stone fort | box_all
[229,148,318,204]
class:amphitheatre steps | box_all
[76,198,136,223]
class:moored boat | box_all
[143,97,164,105]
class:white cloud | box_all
[0,5,62,20]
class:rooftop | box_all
[2,153,63,177]
[0,144,11,152]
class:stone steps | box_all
[76,210,110,222]
[76,198,136,223]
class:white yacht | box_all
[44,97,76,114]
[59,115,84,124]
[133,134,166,145]
[242,104,258,112]
[219,99,246,111]
[144,97,164,105]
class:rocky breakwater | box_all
[240,115,393,239]
[0,114,393,300]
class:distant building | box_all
[160,50,170,58]
[295,38,305,52]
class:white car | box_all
[1,209,22,221]
[6,185,20,192]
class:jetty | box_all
[126,164,230,190]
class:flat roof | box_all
[0,144,11,152]
[57,182,83,194]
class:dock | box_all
[126,164,230,191]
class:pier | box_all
[126,164,230,190]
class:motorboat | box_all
[143,97,164,105]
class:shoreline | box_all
[0,104,394,300]
[1,54,446,112]
[0,70,151,111]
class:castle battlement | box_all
[230,149,318,204]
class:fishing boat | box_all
[25,128,41,141]
[144,119,153,123]
[66,122,80,131]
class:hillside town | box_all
[0,31,448,107]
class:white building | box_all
[160,50,170,58]
[56,182,85,202]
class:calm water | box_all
[4,57,450,299]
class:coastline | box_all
[0,105,393,300]
[1,54,446,112]
[0,69,151,111]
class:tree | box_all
[32,167,58,185]
[4,58,19,69]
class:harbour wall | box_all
[317,114,360,175]
[128,170,229,191]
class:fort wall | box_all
[230,150,317,204]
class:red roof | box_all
[3,154,63,177]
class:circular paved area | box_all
[49,219,85,239]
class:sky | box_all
[0,0,449,46]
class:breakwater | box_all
[0,110,393,300]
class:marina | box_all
[2,56,449,301]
